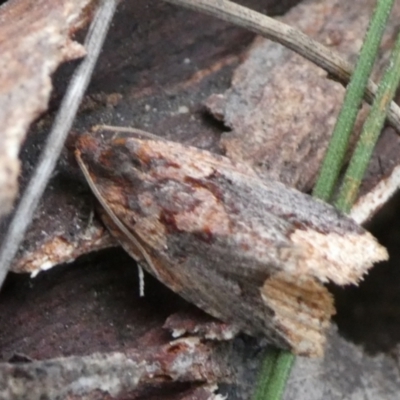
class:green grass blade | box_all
[252,350,295,400]
[336,31,400,212]
[254,2,396,399]
[312,0,395,201]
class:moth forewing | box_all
[76,126,388,356]
[76,146,163,281]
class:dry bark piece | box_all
[0,338,229,399]
[164,311,240,341]
[284,327,400,400]
[74,127,387,356]
[350,127,400,223]
[9,177,117,275]
[0,1,399,396]
[3,238,400,399]
[9,0,400,275]
[351,164,400,224]
[0,249,266,399]
[5,0,259,274]
[0,0,98,218]
[205,0,400,192]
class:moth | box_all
[75,125,388,357]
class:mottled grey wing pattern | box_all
[76,127,387,356]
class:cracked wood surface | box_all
[0,0,98,217]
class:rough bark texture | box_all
[2,0,400,398]
[3,0,261,274]
[2,248,400,399]
[75,129,386,356]
[5,0,400,274]
[0,340,228,399]
[284,327,400,400]
[205,0,400,192]
[0,0,98,217]
[0,249,266,399]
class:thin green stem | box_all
[252,348,279,400]
[336,31,400,213]
[312,0,395,201]
[255,3,396,398]
[252,350,295,400]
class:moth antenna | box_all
[95,125,169,142]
